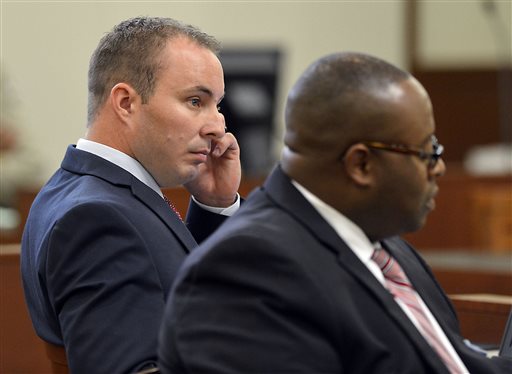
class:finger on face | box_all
[211,132,240,158]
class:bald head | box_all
[284,52,411,159]
[281,52,441,239]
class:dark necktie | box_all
[371,247,464,373]
[163,195,182,221]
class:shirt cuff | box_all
[191,193,240,216]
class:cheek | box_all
[408,185,434,229]
[386,172,424,212]
[144,98,183,127]
[138,111,175,157]
[161,107,198,140]
[414,171,432,200]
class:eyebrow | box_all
[186,85,225,102]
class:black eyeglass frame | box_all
[362,135,444,169]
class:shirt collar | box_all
[76,138,163,197]
[291,179,377,266]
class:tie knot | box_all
[371,247,408,285]
[371,247,391,272]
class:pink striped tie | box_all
[371,247,463,373]
[163,195,183,221]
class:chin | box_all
[399,214,428,235]
[411,215,429,233]
[180,168,201,185]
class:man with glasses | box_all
[158,52,510,373]
[363,134,444,170]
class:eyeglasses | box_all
[362,135,444,169]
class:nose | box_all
[200,108,225,139]
[430,157,446,178]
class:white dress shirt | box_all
[76,138,239,216]
[292,180,468,373]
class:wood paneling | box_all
[0,244,52,373]
[449,294,511,346]
[404,165,511,251]
[433,269,512,296]
[413,69,510,163]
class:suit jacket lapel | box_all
[61,145,197,252]
[263,167,392,299]
[262,166,344,252]
[130,181,197,252]
[263,166,449,373]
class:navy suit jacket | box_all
[159,166,510,373]
[21,145,226,373]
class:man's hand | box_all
[184,131,241,207]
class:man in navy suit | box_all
[158,52,511,373]
[21,16,241,373]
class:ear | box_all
[109,83,139,123]
[342,143,375,187]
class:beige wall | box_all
[418,0,511,68]
[1,1,509,181]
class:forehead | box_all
[156,37,224,97]
[371,78,435,143]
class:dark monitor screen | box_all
[219,48,281,177]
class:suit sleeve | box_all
[44,202,164,374]
[185,196,245,244]
[184,198,228,244]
